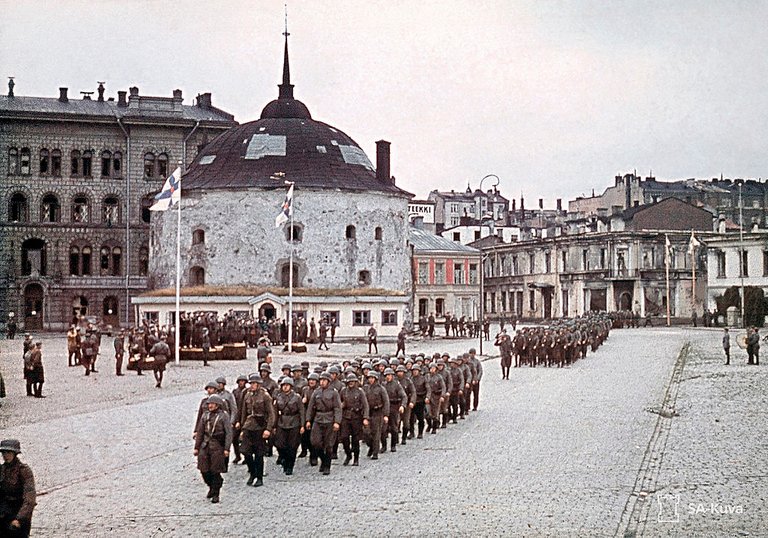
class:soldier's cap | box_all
[319,361,328,369]
[396,365,407,373]
[205,381,219,390]
[308,372,320,381]
[388,358,399,366]
[410,364,422,371]
[301,361,310,368]
[428,362,439,370]
[376,359,389,368]
[280,377,295,387]
[380,354,390,361]
[345,373,359,383]
[319,372,332,381]
[344,366,356,374]
[384,367,395,376]
[281,363,292,371]
[366,371,380,380]
[207,394,225,407]
[313,366,324,374]
[405,357,414,364]
[361,362,373,370]
[0,439,22,454]
[236,375,248,383]
[436,360,446,367]
[468,348,476,354]
[24,333,30,337]
[291,364,303,372]
[417,353,425,358]
[35,341,42,346]
[441,352,450,358]
[328,365,341,374]
[462,353,470,359]
[215,376,226,385]
[248,374,263,384]
[259,364,272,372]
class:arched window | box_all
[51,149,62,176]
[138,245,149,276]
[111,246,122,276]
[21,238,46,276]
[39,149,50,175]
[143,152,155,178]
[358,270,371,286]
[346,225,356,240]
[72,195,89,223]
[189,266,205,286]
[41,194,60,223]
[280,263,299,288]
[20,148,31,175]
[100,246,110,274]
[286,224,302,242]
[69,246,80,275]
[9,192,28,222]
[72,296,88,317]
[192,229,205,245]
[69,244,92,276]
[82,246,92,275]
[101,150,112,177]
[70,150,81,176]
[103,196,119,226]
[7,148,19,175]
[375,226,383,240]
[112,151,122,177]
[157,153,169,178]
[82,150,93,176]
[141,195,153,223]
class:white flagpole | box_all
[288,181,295,353]
[175,164,182,365]
[690,233,696,320]
[665,235,671,327]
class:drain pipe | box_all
[117,117,131,326]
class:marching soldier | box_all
[0,439,36,537]
[448,357,465,423]
[468,348,483,411]
[193,394,232,503]
[425,363,447,434]
[299,372,320,462]
[306,372,342,475]
[339,373,369,466]
[436,358,452,428]
[395,365,416,444]
[114,331,125,376]
[148,335,170,388]
[238,374,276,487]
[409,363,428,438]
[381,368,406,452]
[362,371,389,460]
[231,375,249,464]
[273,377,305,476]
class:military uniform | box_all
[409,366,428,438]
[381,370,407,451]
[194,396,233,503]
[425,368,447,433]
[306,378,342,475]
[239,381,276,486]
[339,377,370,466]
[363,373,389,459]
[396,367,416,444]
[273,381,305,476]
[0,440,35,537]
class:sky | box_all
[2,0,767,204]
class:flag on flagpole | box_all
[150,167,182,211]
[687,230,701,254]
[664,234,672,266]
[275,183,294,227]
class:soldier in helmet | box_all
[425,362,447,434]
[259,364,279,398]
[238,374,276,487]
[0,439,36,536]
[231,375,249,464]
[299,372,320,462]
[381,368,407,452]
[448,357,465,423]
[436,358,453,428]
[193,394,232,503]
[305,372,342,475]
[273,377,305,476]
[148,335,170,388]
[409,363,428,438]
[395,365,416,445]
[291,364,307,395]
[362,371,389,460]
[339,373,369,466]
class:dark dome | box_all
[183,37,408,195]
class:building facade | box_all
[428,186,509,232]
[0,81,235,331]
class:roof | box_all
[0,94,236,125]
[410,227,480,254]
[139,286,406,298]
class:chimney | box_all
[376,140,391,184]
[117,91,127,107]
[538,198,543,209]
[412,216,424,229]
[59,87,68,103]
[173,89,183,100]
[97,82,105,102]
[129,86,139,97]
[7,77,14,98]
[197,92,212,108]
[511,199,516,211]
[556,198,562,211]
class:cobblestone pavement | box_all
[1,327,765,537]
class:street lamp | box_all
[478,174,500,221]
[476,174,500,356]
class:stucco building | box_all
[0,81,235,330]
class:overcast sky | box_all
[2,0,767,204]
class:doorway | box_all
[24,283,44,330]
[259,302,276,320]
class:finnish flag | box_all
[150,167,182,211]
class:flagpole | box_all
[690,234,696,320]
[175,163,182,365]
[288,180,295,353]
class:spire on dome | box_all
[278,5,294,99]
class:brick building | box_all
[0,81,235,331]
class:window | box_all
[71,150,81,176]
[320,311,340,326]
[157,153,169,178]
[454,262,464,284]
[469,263,478,284]
[190,266,205,286]
[100,246,110,273]
[449,217,460,227]
[358,270,371,286]
[353,310,371,326]
[111,247,122,276]
[346,225,356,239]
[434,263,445,284]
[763,251,768,276]
[139,245,149,276]
[474,230,481,240]
[141,195,154,223]
[453,232,461,242]
[72,195,89,223]
[501,292,507,311]
[143,153,155,177]
[103,296,119,317]
[600,248,607,269]
[286,224,302,242]
[143,311,159,324]
[69,245,92,276]
[375,226,383,240]
[512,255,518,275]
[51,149,62,176]
[39,149,50,175]
[101,150,112,177]
[717,251,726,278]
[450,203,459,213]
[192,229,205,245]
[82,246,92,275]
[435,298,445,317]
[740,250,749,277]
[381,310,398,326]
[9,193,28,222]
[7,148,19,175]
[545,252,551,273]
[20,148,31,175]
[41,194,60,223]
[529,290,535,310]
[69,246,80,275]
[561,251,568,272]
[112,151,122,177]
[582,249,589,271]
[418,262,428,284]
[103,196,119,226]
[529,253,535,274]
[280,263,299,287]
[82,150,93,176]
[21,238,46,276]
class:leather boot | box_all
[352,452,359,466]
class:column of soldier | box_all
[495,313,613,379]
[193,350,483,503]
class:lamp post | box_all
[478,174,500,221]
[475,174,500,356]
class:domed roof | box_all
[183,37,408,196]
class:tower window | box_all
[358,270,371,286]
[192,229,205,245]
[71,150,81,176]
[286,224,302,242]
[112,151,122,177]
[190,266,205,286]
[82,150,93,177]
[375,226,383,240]
[345,225,356,240]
